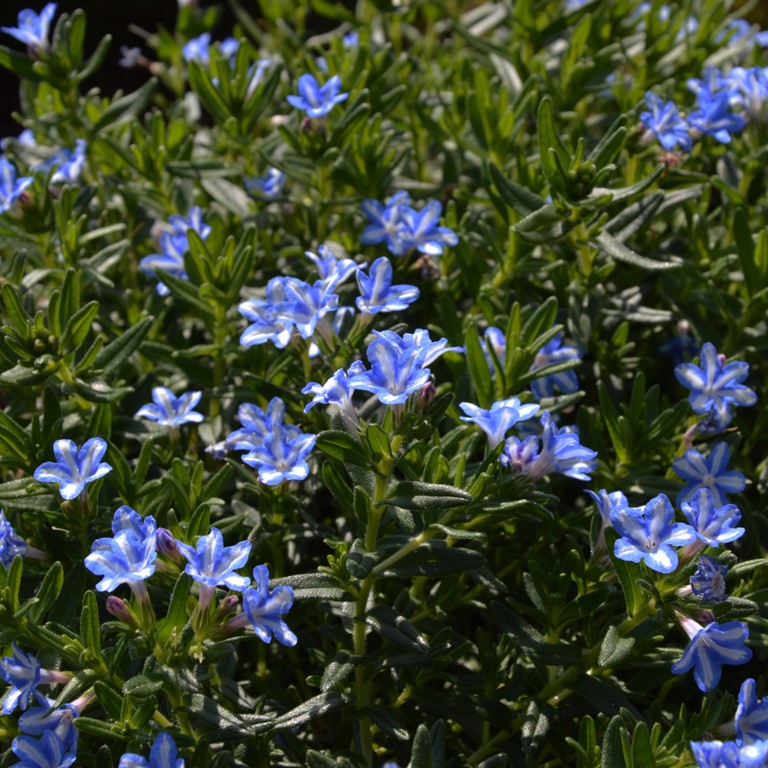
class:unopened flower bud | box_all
[106,596,140,629]
[157,528,181,562]
[416,380,436,410]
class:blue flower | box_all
[727,67,768,119]
[287,74,348,118]
[481,326,506,373]
[671,618,752,693]
[360,191,412,257]
[18,698,78,741]
[681,488,744,547]
[34,438,112,500]
[306,245,358,288]
[690,555,728,601]
[689,88,746,144]
[118,46,142,68]
[136,388,204,428]
[268,277,339,339]
[241,565,297,646]
[0,157,33,214]
[139,232,188,296]
[118,732,184,768]
[0,644,40,714]
[84,506,157,593]
[12,728,77,768]
[675,342,757,430]
[245,168,286,198]
[242,425,316,486]
[640,92,693,151]
[458,398,540,449]
[371,328,463,366]
[176,527,251,593]
[238,280,294,348]
[689,740,743,767]
[356,257,420,314]
[610,494,696,573]
[501,412,597,481]
[347,333,431,406]
[1,3,57,51]
[586,489,631,530]
[529,333,580,401]
[672,442,746,508]
[226,398,300,453]
[302,362,365,431]
[399,199,459,256]
[0,510,27,567]
[737,679,768,746]
[182,32,211,64]
[168,206,211,240]
[49,140,86,185]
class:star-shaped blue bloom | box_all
[84,506,157,593]
[0,644,40,714]
[176,528,251,593]
[640,92,693,151]
[1,3,57,51]
[690,554,728,602]
[737,679,768,746]
[372,328,463,366]
[48,139,87,184]
[118,732,184,768]
[586,489,632,530]
[226,398,300,453]
[241,565,297,646]
[302,362,365,432]
[673,442,746,508]
[238,279,294,348]
[34,437,112,500]
[347,333,431,406]
[12,728,77,768]
[399,199,459,256]
[681,488,744,547]
[529,333,581,401]
[287,74,348,118]
[242,424,316,486]
[727,67,768,119]
[136,387,204,428]
[610,493,696,573]
[360,191,412,257]
[356,257,419,314]
[245,168,286,198]
[689,88,746,144]
[459,398,540,449]
[689,740,745,768]
[0,510,27,567]
[168,206,211,240]
[182,32,211,64]
[671,619,752,693]
[306,245,358,289]
[139,232,189,297]
[269,277,339,339]
[0,157,33,214]
[18,697,78,740]
[675,342,757,430]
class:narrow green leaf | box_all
[465,324,493,408]
[93,316,152,376]
[594,231,681,271]
[60,300,99,353]
[315,430,371,467]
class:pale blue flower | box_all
[459,398,540,449]
[241,565,297,646]
[0,510,27,567]
[529,333,580,400]
[49,140,86,184]
[242,424,316,486]
[306,245,358,288]
[689,88,746,144]
[690,555,728,601]
[1,3,57,51]
[12,728,77,768]
[356,257,419,314]
[347,333,431,406]
[640,92,693,151]
[371,328,462,366]
[287,74,348,118]
[0,644,40,714]
[182,33,211,64]
[671,617,752,692]
[673,442,746,508]
[689,740,744,767]
[139,232,188,297]
[226,398,300,453]
[481,326,506,373]
[675,342,756,430]
[245,168,286,198]
[176,528,251,592]
[268,277,339,339]
[118,46,142,68]
[585,489,632,530]
[737,679,768,746]
[18,698,77,745]
[501,412,597,481]
[118,732,184,768]
[681,488,744,547]
[727,67,768,119]
[302,362,365,431]
[610,494,696,573]
[168,206,211,240]
[84,506,157,593]
[136,388,204,427]
[34,437,112,500]
[238,280,294,348]
[360,191,412,257]
[399,200,458,256]
[0,157,33,214]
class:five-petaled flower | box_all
[34,438,112,501]
[681,487,744,548]
[610,493,696,574]
[356,257,419,314]
[690,554,728,602]
[1,3,57,52]
[459,398,540,449]
[529,333,581,401]
[736,678,768,746]
[672,442,746,508]
[136,387,204,428]
[674,342,757,431]
[671,615,752,692]
[287,74,348,118]
[640,92,693,151]
[0,157,33,214]
[241,424,316,486]
[118,732,185,768]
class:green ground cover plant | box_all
[0,0,768,766]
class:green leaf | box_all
[93,316,152,376]
[364,604,428,654]
[0,44,39,79]
[594,231,681,271]
[601,714,627,768]
[384,542,485,577]
[29,561,64,623]
[2,283,30,334]
[92,77,158,132]
[60,300,99,353]
[315,430,371,467]
[80,590,102,660]
[537,98,571,190]
[409,724,433,768]
[320,651,356,692]
[271,692,344,731]
[521,699,551,761]
[385,481,472,511]
[598,625,635,668]
[465,324,493,408]
[604,529,645,619]
[67,377,133,403]
[270,572,351,602]
[630,722,654,768]
[735,208,760,296]
[156,574,193,644]
[489,163,547,217]
[122,675,163,697]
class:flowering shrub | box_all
[1,1,768,767]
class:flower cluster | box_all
[360,191,458,258]
[139,207,212,296]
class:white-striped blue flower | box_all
[242,424,316,486]
[34,438,112,501]
[681,488,744,547]
[118,732,184,768]
[690,555,728,602]
[1,3,57,51]
[673,442,746,508]
[0,157,33,215]
[737,678,768,746]
[356,257,419,314]
[136,388,204,428]
[241,565,297,646]
[459,398,540,449]
[287,74,348,118]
